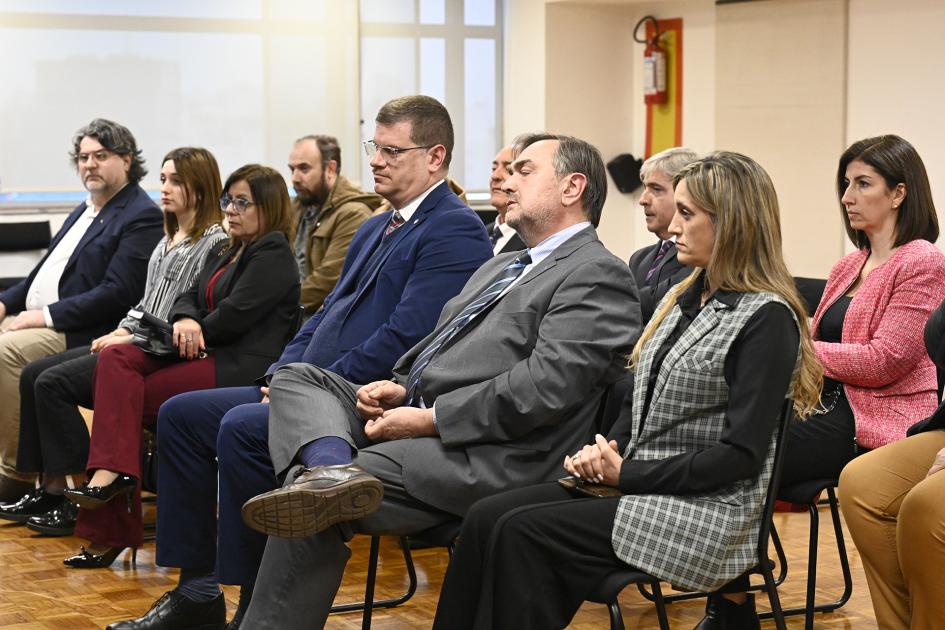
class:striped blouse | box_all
[117,223,228,332]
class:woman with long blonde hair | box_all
[433,151,822,630]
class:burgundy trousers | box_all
[76,344,216,548]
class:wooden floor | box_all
[0,505,878,629]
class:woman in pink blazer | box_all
[779,135,945,490]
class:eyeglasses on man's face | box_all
[76,149,116,165]
[219,195,255,213]
[363,140,432,160]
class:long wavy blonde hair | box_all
[631,151,822,417]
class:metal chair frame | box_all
[329,524,459,630]
[757,481,853,630]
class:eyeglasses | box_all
[219,195,255,213]
[363,140,432,159]
[76,150,115,165]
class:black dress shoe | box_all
[0,488,61,523]
[241,463,383,538]
[106,590,226,630]
[25,500,78,536]
[64,545,137,568]
[63,473,136,509]
[693,593,760,630]
[0,474,34,503]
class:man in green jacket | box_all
[288,135,383,313]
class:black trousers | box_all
[16,346,97,475]
[433,482,624,630]
[779,389,859,489]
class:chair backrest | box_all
[0,220,51,251]
[792,277,826,317]
[755,399,795,565]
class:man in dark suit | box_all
[234,133,640,630]
[104,96,493,630]
[0,119,162,501]
[628,147,698,323]
[487,144,526,255]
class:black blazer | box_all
[628,240,691,323]
[169,231,300,387]
[0,184,163,347]
[912,296,945,435]
[496,232,526,255]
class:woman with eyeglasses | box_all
[9,163,299,568]
[1,147,227,546]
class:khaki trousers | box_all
[838,430,945,630]
[0,316,66,480]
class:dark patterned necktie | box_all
[404,251,533,405]
[490,222,503,245]
[385,210,405,237]
[645,240,673,283]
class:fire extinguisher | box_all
[635,16,667,105]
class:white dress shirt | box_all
[491,220,519,256]
[25,197,99,327]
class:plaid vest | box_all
[611,291,797,592]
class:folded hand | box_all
[364,407,436,442]
[563,434,623,487]
[356,380,406,420]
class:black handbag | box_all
[128,309,176,358]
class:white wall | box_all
[715,0,848,277]
[847,0,945,251]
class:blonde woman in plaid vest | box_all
[433,152,823,630]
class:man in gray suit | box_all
[628,147,698,322]
[239,133,641,629]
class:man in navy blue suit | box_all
[109,96,492,630]
[0,119,162,501]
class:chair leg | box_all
[329,536,419,617]
[649,580,670,630]
[761,559,788,630]
[826,487,853,611]
[769,520,788,587]
[361,535,381,630]
[607,602,626,630]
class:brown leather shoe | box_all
[0,474,34,504]
[241,464,383,538]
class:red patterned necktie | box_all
[385,210,406,237]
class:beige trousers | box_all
[0,316,66,480]
[838,430,945,630]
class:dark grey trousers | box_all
[241,363,453,630]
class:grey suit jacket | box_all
[384,226,641,516]
[628,240,691,323]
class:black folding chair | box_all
[329,520,461,630]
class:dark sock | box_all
[236,582,254,615]
[298,436,353,468]
[177,568,221,602]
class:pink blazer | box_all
[812,239,945,449]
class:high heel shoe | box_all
[63,474,137,510]
[63,545,138,569]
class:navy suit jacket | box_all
[268,180,492,384]
[0,184,163,348]
[628,240,691,323]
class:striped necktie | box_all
[384,210,405,237]
[645,240,673,283]
[404,251,532,405]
